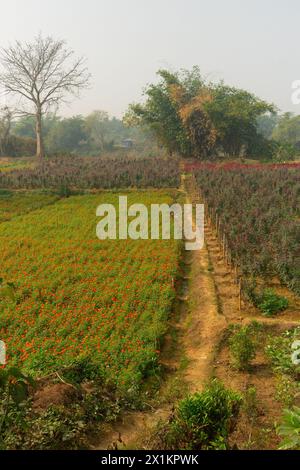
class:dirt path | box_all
[91,175,226,450]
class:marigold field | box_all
[0,190,59,223]
[0,191,181,392]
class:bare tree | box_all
[0,34,90,160]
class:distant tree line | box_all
[0,110,158,157]
[126,66,300,161]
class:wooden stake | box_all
[239,278,242,311]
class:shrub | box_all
[257,289,289,317]
[265,327,300,378]
[1,378,122,449]
[229,324,258,370]
[275,375,300,407]
[277,407,300,450]
[163,379,242,450]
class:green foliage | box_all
[256,112,279,140]
[0,278,15,301]
[246,133,278,160]
[2,405,87,450]
[204,84,274,156]
[0,367,35,444]
[1,378,122,449]
[277,407,300,450]
[126,71,191,157]
[257,289,289,317]
[275,375,300,407]
[272,141,297,162]
[162,380,242,450]
[126,67,216,158]
[243,282,289,317]
[63,357,104,384]
[0,367,34,403]
[228,323,260,370]
[128,67,274,159]
[13,116,36,139]
[272,113,300,146]
[45,116,87,154]
[10,112,158,157]
[265,327,300,378]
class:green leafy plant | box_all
[277,407,300,450]
[162,379,242,450]
[265,327,300,378]
[0,278,15,301]
[275,375,300,407]
[0,278,35,447]
[229,324,259,370]
[257,289,289,317]
[0,367,35,442]
[1,378,123,450]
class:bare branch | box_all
[0,34,91,113]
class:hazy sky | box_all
[1,0,299,117]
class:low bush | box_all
[265,327,300,378]
[257,289,289,317]
[277,406,300,450]
[228,323,261,370]
[0,377,122,449]
[159,380,242,450]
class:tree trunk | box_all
[36,109,45,160]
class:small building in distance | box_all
[122,138,134,149]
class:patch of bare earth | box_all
[32,383,81,413]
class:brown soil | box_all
[33,383,80,412]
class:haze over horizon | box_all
[1,0,299,118]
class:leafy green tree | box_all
[125,70,192,157]
[204,85,274,156]
[256,112,279,139]
[13,116,36,140]
[45,116,87,153]
[85,110,110,152]
[272,113,300,146]
[127,68,274,159]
